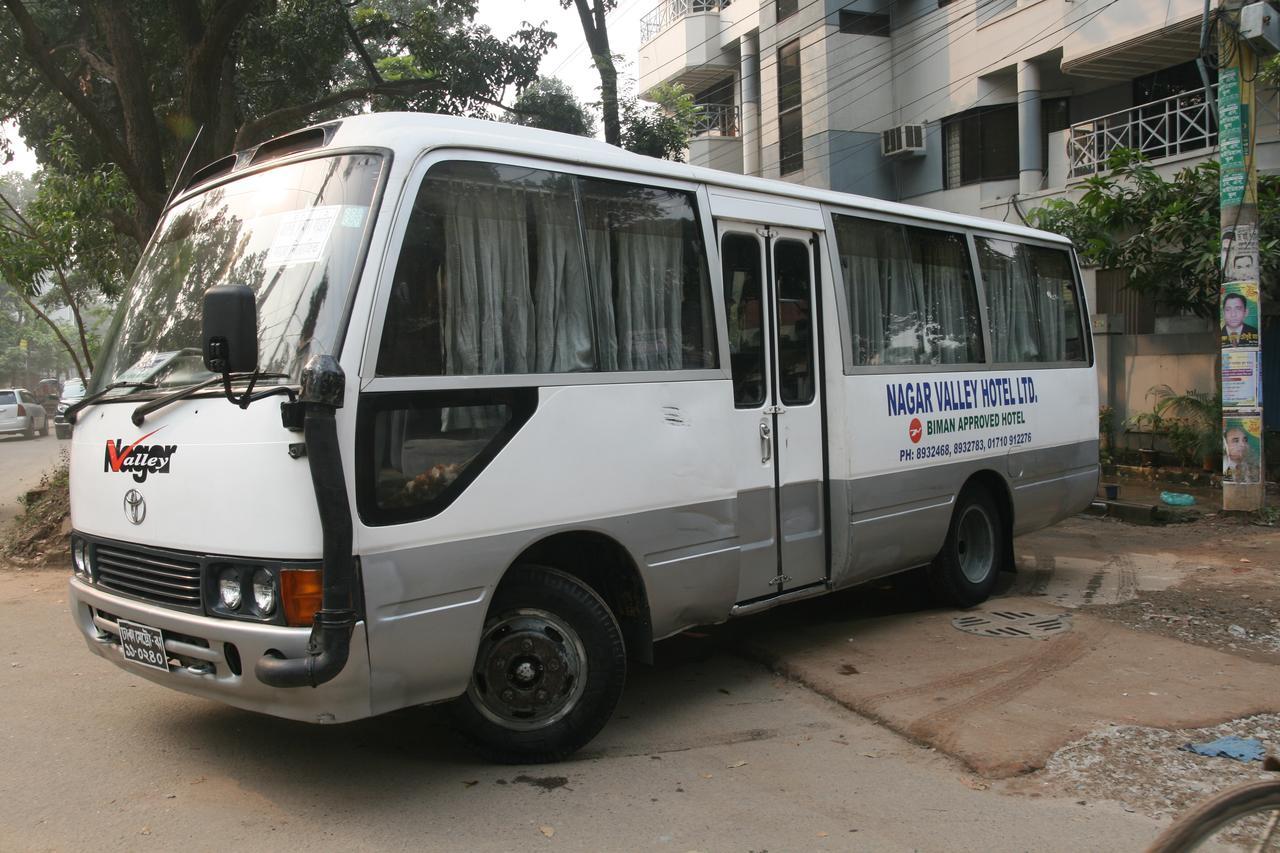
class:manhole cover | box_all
[952,610,1072,639]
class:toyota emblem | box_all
[123,489,146,525]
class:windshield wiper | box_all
[131,372,294,426]
[65,381,158,424]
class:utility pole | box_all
[1218,1,1264,511]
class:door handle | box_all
[760,420,772,464]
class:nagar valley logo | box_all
[104,427,177,483]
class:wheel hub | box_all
[469,608,587,730]
[957,504,996,584]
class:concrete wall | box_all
[1094,331,1218,431]
[689,135,745,174]
[826,129,895,198]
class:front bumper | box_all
[69,576,373,723]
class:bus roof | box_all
[314,113,1071,245]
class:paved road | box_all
[0,569,1163,853]
[0,430,67,526]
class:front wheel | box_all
[929,486,1002,608]
[450,565,627,764]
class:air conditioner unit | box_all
[1241,2,1280,54]
[881,124,926,157]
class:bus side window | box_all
[721,233,766,407]
[977,239,1086,363]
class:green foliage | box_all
[1148,384,1222,466]
[0,131,131,381]
[620,83,701,161]
[1028,149,1280,318]
[503,77,596,137]
[1,1,556,240]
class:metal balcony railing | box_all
[692,103,739,137]
[1068,85,1218,177]
[640,0,723,44]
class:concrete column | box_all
[740,31,761,177]
[1017,60,1042,196]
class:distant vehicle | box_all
[54,378,86,440]
[0,388,50,439]
[34,377,62,420]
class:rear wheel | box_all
[929,486,1002,608]
[22,420,33,440]
[450,565,627,764]
[38,416,48,437]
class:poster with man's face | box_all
[1220,281,1260,349]
[1222,414,1263,484]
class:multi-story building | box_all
[638,0,1279,435]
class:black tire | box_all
[1146,778,1280,852]
[38,417,48,437]
[22,420,33,440]
[928,486,1002,608]
[450,564,627,764]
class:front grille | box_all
[92,544,203,610]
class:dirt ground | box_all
[1077,515,1280,663]
[1017,511,1280,838]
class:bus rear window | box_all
[377,161,717,377]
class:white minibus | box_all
[66,114,1098,762]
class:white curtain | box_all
[532,191,594,373]
[979,240,1041,362]
[914,233,978,364]
[443,187,533,375]
[614,224,685,370]
[839,220,921,366]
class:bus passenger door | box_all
[768,230,826,593]
[718,224,826,603]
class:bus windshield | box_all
[91,152,384,393]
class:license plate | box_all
[118,619,170,671]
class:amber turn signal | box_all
[280,568,323,627]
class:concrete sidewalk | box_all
[731,515,1280,779]
[740,596,1280,777]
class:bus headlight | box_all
[218,568,243,610]
[72,539,90,580]
[252,568,276,615]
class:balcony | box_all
[640,0,724,44]
[1068,85,1217,178]
[692,103,739,137]
[638,0,735,96]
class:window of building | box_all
[839,10,890,36]
[776,0,798,21]
[942,104,1018,188]
[778,39,804,175]
[377,160,717,377]
[833,214,984,368]
[976,239,1086,363]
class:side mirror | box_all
[202,284,258,374]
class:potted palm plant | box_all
[1149,385,1222,472]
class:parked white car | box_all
[0,389,50,439]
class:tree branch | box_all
[3,276,86,382]
[342,6,382,83]
[0,191,93,371]
[2,0,151,208]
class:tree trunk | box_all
[571,0,620,147]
